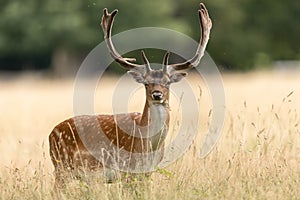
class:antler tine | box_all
[141,50,151,72]
[101,8,144,70]
[162,51,170,72]
[168,3,212,71]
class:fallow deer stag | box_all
[49,3,212,187]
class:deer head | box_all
[101,3,212,107]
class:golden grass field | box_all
[0,70,299,199]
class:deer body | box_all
[49,99,170,184]
[49,3,212,187]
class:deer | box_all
[49,3,212,187]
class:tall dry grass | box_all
[0,70,299,199]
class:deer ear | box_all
[169,72,187,83]
[127,71,145,83]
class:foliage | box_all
[0,0,299,71]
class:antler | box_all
[101,9,150,71]
[167,3,212,71]
[101,3,211,73]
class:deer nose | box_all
[151,90,163,101]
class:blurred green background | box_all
[0,0,299,74]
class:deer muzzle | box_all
[151,90,163,101]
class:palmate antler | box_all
[101,9,151,72]
[101,3,212,72]
[167,3,212,71]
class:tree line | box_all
[0,0,299,72]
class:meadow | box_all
[0,70,299,199]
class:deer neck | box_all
[139,101,170,150]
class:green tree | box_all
[0,0,299,71]
[0,0,179,71]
